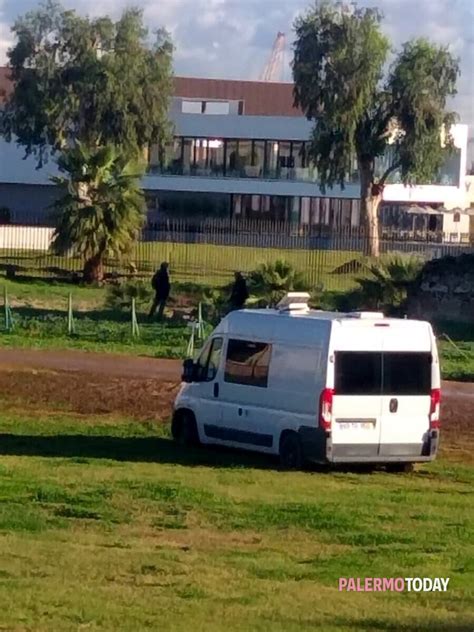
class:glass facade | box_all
[151,137,319,182]
[149,137,462,187]
[146,189,364,226]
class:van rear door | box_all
[378,352,432,458]
[331,350,383,459]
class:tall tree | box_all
[51,143,145,282]
[1,1,173,281]
[2,1,173,165]
[293,1,459,256]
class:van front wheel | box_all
[279,432,304,470]
[172,411,199,447]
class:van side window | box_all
[196,337,223,382]
[335,352,382,395]
[224,339,271,388]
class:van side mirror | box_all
[182,358,195,383]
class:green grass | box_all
[2,241,361,291]
[0,312,192,358]
[0,411,472,631]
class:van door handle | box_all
[389,398,398,413]
[213,383,219,398]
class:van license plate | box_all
[337,419,376,430]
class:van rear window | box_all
[335,352,432,395]
[383,352,431,395]
[335,352,382,395]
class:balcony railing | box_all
[147,163,365,185]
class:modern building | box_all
[0,69,470,238]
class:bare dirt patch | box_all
[0,369,179,421]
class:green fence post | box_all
[3,287,13,332]
[67,292,75,335]
[131,298,140,338]
[197,302,205,340]
[186,322,196,358]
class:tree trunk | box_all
[83,254,104,284]
[360,166,382,258]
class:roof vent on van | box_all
[277,292,311,313]
[347,311,385,319]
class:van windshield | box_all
[335,352,431,395]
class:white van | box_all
[172,294,441,470]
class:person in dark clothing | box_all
[229,271,249,311]
[149,262,170,319]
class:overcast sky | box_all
[1,0,473,150]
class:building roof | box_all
[0,67,302,117]
[173,76,301,117]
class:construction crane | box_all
[259,32,286,82]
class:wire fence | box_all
[0,219,472,291]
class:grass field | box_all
[1,241,361,291]
[0,411,473,631]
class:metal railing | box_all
[0,219,472,291]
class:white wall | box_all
[382,124,469,209]
[0,225,54,250]
[442,213,470,240]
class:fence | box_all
[0,219,472,291]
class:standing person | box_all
[229,271,249,311]
[149,262,170,320]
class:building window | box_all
[278,141,291,177]
[251,140,265,177]
[204,101,230,115]
[162,138,183,174]
[453,212,461,223]
[238,140,253,177]
[182,100,203,114]
[224,339,272,388]
[194,139,209,174]
[265,141,279,177]
[208,139,225,175]
[182,138,194,174]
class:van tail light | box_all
[430,388,441,430]
[319,388,334,431]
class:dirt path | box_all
[0,348,181,380]
[0,347,472,398]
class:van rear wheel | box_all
[387,463,414,474]
[172,411,199,447]
[279,432,304,470]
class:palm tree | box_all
[355,252,424,311]
[248,260,308,307]
[51,143,146,283]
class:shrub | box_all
[247,260,309,308]
[106,281,152,311]
[336,252,425,314]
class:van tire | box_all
[387,463,414,474]
[279,432,304,470]
[172,411,199,447]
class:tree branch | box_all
[378,159,402,187]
